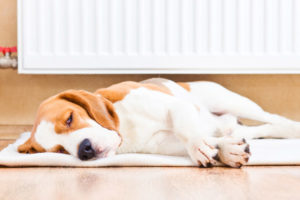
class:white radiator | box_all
[18,0,300,74]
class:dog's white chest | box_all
[114,88,187,156]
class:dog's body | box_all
[18,78,300,167]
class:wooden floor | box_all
[0,166,299,200]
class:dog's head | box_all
[18,90,121,160]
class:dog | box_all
[17,78,300,168]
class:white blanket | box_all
[0,132,300,167]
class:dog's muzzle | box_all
[78,138,95,160]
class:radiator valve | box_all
[0,46,18,68]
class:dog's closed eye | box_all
[66,112,73,127]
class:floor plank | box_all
[0,140,15,150]
[0,166,299,200]
[0,125,31,140]
[0,125,30,150]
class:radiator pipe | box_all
[0,47,18,68]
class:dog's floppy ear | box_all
[58,90,119,131]
[18,138,34,153]
[18,137,46,154]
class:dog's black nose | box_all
[78,138,95,160]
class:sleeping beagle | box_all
[18,78,300,167]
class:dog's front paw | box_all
[217,138,250,168]
[187,138,219,167]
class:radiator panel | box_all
[18,0,300,73]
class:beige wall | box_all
[2,69,300,125]
[0,0,17,47]
[1,0,300,125]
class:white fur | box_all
[113,79,300,167]
[114,87,187,156]
[34,120,121,158]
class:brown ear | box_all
[58,90,119,131]
[18,137,44,154]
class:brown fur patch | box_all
[177,82,191,91]
[96,81,171,103]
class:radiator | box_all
[18,0,300,74]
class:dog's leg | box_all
[169,100,250,167]
[189,81,300,139]
[230,123,300,139]
[213,112,300,139]
[189,81,293,124]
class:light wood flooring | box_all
[0,166,299,200]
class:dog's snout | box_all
[78,138,95,160]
